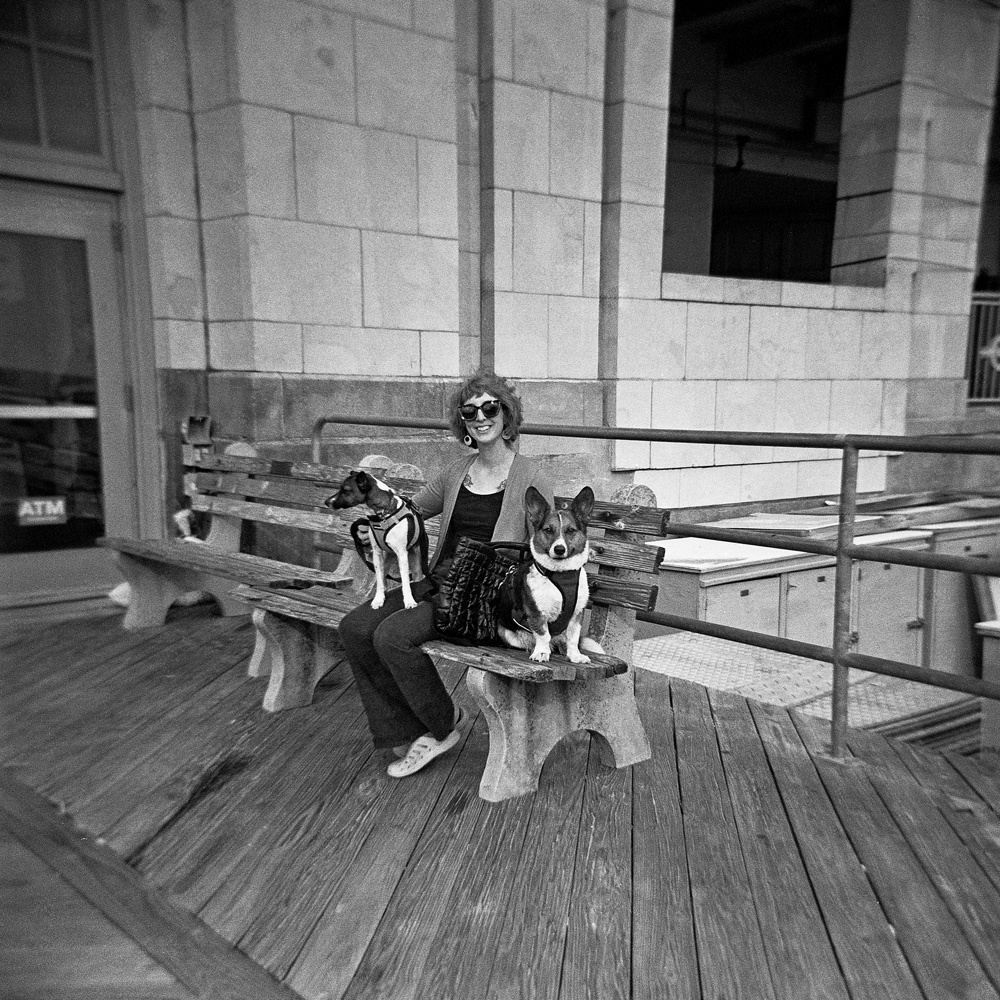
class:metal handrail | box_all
[312,413,1000,754]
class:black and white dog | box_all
[326,471,428,610]
[497,486,596,663]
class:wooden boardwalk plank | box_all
[844,727,1000,988]
[948,753,1000,814]
[285,699,476,999]
[478,732,589,1000]
[748,701,924,1000]
[0,771,300,1000]
[36,619,255,803]
[405,719,535,1000]
[672,680,777,1000]
[862,736,1000,898]
[337,711,491,1000]
[1,620,165,724]
[132,691,369,911]
[708,688,849,1000]
[0,829,197,1000]
[10,613,1000,1000]
[88,667,353,860]
[792,712,1000,1000]
[560,742,632,1000]
[67,663,264,831]
[1,615,136,697]
[3,615,247,777]
[631,671,699,1000]
[228,664,470,982]
[197,681,437,963]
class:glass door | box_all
[0,181,137,605]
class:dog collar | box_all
[367,496,409,526]
[532,562,583,584]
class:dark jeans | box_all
[338,579,455,748]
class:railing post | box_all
[830,441,858,756]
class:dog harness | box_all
[350,497,429,577]
[532,565,583,637]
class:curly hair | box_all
[447,370,523,449]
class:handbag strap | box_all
[482,541,530,561]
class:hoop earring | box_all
[502,428,512,441]
[463,434,473,447]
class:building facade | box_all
[2,0,1000,601]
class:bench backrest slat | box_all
[184,453,668,536]
[190,493,350,536]
[190,494,658,611]
[183,447,665,618]
[189,481,661,575]
[187,471,338,509]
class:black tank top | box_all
[438,486,505,562]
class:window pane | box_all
[0,42,40,145]
[34,0,91,49]
[0,233,97,406]
[38,50,100,153]
[0,231,103,554]
[0,2,29,35]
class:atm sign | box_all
[18,497,68,526]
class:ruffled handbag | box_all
[432,537,528,643]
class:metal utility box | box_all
[920,518,1000,677]
[644,531,932,666]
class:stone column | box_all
[836,0,1000,454]
[598,0,675,471]
[835,0,1000,292]
[479,0,607,381]
[182,0,461,437]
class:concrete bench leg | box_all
[114,554,186,630]
[466,667,651,803]
[252,611,344,712]
[247,610,275,679]
[112,553,247,628]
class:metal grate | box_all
[967,292,1000,403]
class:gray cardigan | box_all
[412,452,554,570]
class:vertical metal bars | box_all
[830,443,858,756]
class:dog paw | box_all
[567,652,591,664]
[370,595,385,610]
[529,649,551,663]
[402,597,418,609]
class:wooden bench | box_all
[101,440,668,801]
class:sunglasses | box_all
[459,400,503,421]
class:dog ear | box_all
[353,471,372,492]
[524,486,550,529]
[571,486,595,526]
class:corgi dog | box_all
[325,471,428,610]
[497,486,596,663]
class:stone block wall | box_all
[128,0,1000,521]
[139,0,462,384]
[623,274,904,508]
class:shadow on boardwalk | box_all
[2,606,1000,1000]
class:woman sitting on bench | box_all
[338,370,553,778]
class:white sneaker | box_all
[387,708,464,778]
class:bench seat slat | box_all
[232,585,627,683]
[423,641,627,682]
[97,537,352,589]
[233,584,356,628]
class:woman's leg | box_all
[373,600,455,743]
[339,589,426,747]
[338,581,452,748]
